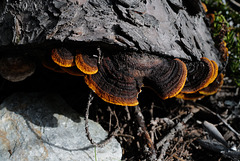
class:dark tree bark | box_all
[0,0,222,68]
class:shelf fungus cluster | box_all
[175,58,224,100]
[42,47,224,106]
[0,0,225,106]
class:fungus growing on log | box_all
[176,72,224,100]
[0,55,35,82]
[199,73,224,95]
[201,2,208,13]
[219,41,229,62]
[48,47,224,105]
[181,57,216,94]
[209,60,219,84]
[144,58,187,100]
[0,0,226,105]
[84,53,187,106]
[75,53,98,75]
[51,48,75,67]
[206,13,215,25]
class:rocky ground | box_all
[0,64,239,161]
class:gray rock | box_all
[0,93,122,161]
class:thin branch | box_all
[125,106,131,121]
[134,105,157,160]
[193,103,240,138]
[156,113,194,161]
[216,114,240,138]
[229,0,240,8]
[85,90,119,147]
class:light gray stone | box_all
[0,93,122,161]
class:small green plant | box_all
[95,146,97,161]
[202,0,240,86]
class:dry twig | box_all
[134,105,157,160]
[193,103,240,138]
[156,113,194,161]
[85,90,119,147]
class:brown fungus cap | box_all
[176,73,224,100]
[201,2,208,13]
[75,53,98,75]
[206,13,215,25]
[85,53,187,106]
[219,41,229,62]
[85,55,140,106]
[51,48,75,67]
[209,60,218,84]
[181,57,216,94]
[144,58,187,99]
[0,55,36,82]
[199,73,224,95]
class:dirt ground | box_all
[90,77,240,161]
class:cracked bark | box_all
[0,0,222,69]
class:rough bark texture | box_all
[0,0,222,68]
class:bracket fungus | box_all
[85,53,187,106]
[0,0,226,105]
[181,57,218,94]
[47,47,223,106]
[51,48,75,68]
[0,55,36,82]
[75,52,98,75]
